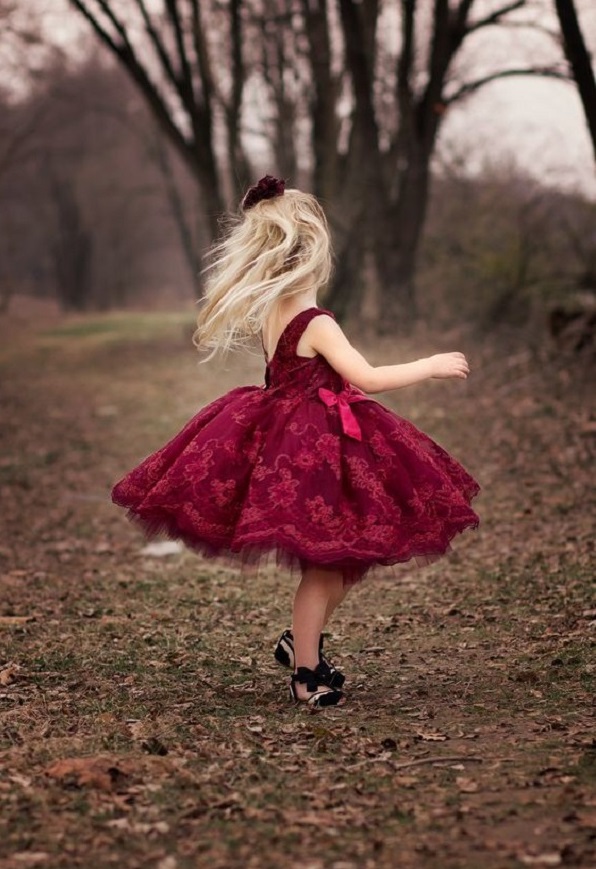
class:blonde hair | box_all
[193,188,332,357]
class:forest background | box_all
[1,0,595,335]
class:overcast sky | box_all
[438,76,595,196]
[434,0,595,196]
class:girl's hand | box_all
[429,352,470,380]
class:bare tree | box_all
[326,0,568,327]
[0,54,201,312]
[67,0,252,239]
[47,166,94,311]
[0,0,63,311]
[554,0,596,162]
[255,1,302,182]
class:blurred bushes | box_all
[419,165,596,334]
[0,56,201,313]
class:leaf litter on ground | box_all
[0,310,594,868]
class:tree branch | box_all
[0,105,48,181]
[555,0,596,162]
[95,0,131,45]
[301,0,340,196]
[164,0,196,104]
[397,0,416,101]
[229,0,244,124]
[68,0,125,51]
[466,0,526,34]
[225,0,250,190]
[416,0,454,145]
[338,0,379,147]
[67,0,194,171]
[132,0,180,90]
[189,0,214,120]
[454,0,476,32]
[499,20,560,42]
[444,66,570,104]
[390,0,416,179]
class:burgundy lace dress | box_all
[112,308,480,583]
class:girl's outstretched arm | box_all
[305,315,470,394]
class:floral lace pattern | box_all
[112,308,480,582]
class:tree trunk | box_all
[150,130,202,295]
[554,0,596,162]
[302,0,340,201]
[49,172,93,311]
[325,212,367,321]
[375,149,432,331]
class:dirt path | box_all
[0,311,594,869]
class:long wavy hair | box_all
[193,188,333,358]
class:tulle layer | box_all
[119,499,478,586]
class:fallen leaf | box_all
[9,773,32,788]
[577,811,596,829]
[456,776,479,793]
[127,720,145,740]
[45,756,133,791]
[518,853,561,867]
[12,853,50,865]
[393,775,419,788]
[0,616,35,625]
[0,662,20,685]
[415,731,449,742]
[106,818,170,834]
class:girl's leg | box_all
[292,566,345,700]
[323,581,349,627]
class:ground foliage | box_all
[0,308,594,869]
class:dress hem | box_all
[117,489,480,586]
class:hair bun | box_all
[241,175,286,211]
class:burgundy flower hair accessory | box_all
[242,175,285,211]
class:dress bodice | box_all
[263,307,344,394]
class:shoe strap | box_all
[293,667,319,692]
[308,689,336,708]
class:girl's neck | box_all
[276,288,318,314]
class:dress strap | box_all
[284,307,335,355]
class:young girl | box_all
[112,176,480,709]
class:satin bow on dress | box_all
[317,386,369,441]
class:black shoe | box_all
[289,666,344,709]
[274,629,345,688]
